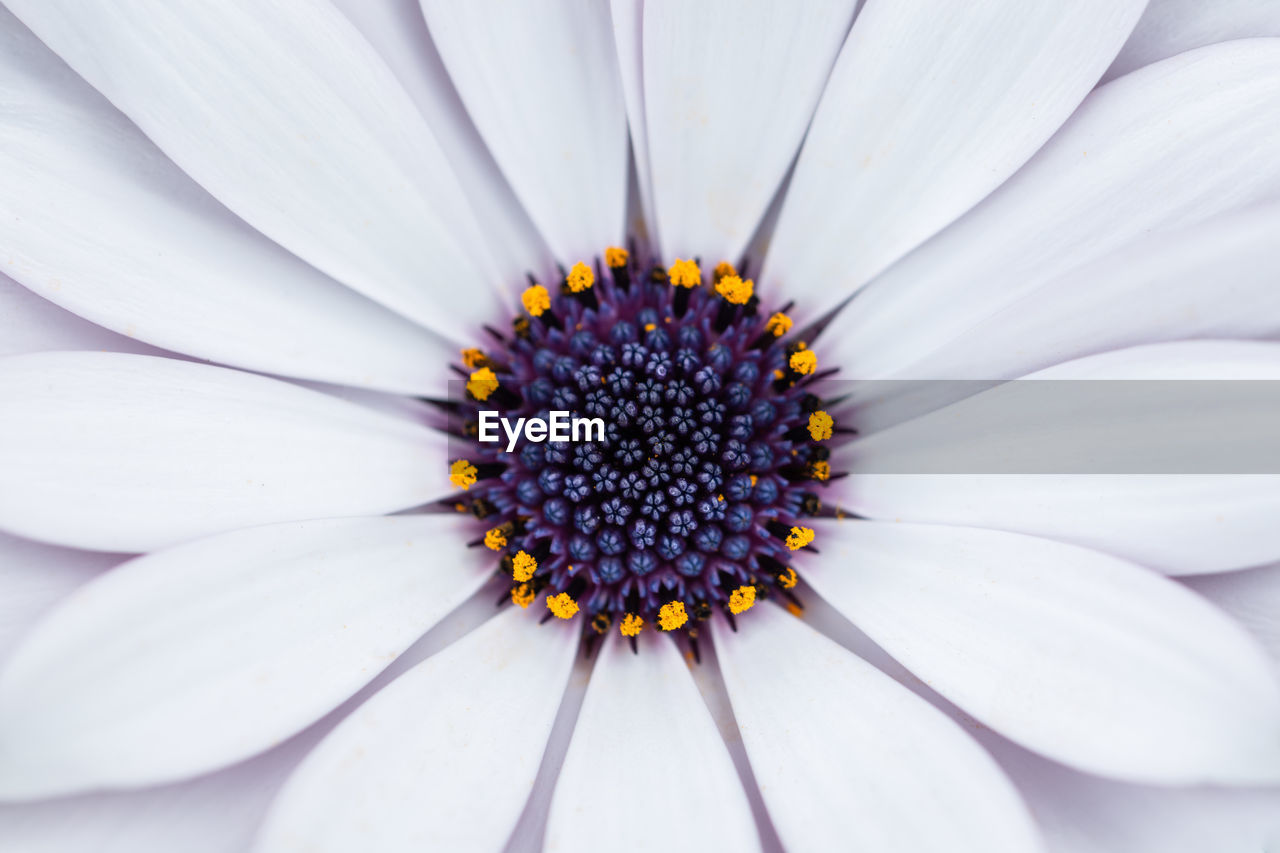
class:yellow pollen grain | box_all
[521,284,551,317]
[620,613,644,637]
[714,274,753,305]
[786,526,816,551]
[467,366,500,401]
[449,459,477,491]
[605,246,629,268]
[728,585,757,615]
[809,460,830,482]
[667,258,702,289]
[644,323,656,332]
[778,567,798,589]
[484,528,507,551]
[547,592,579,619]
[773,369,785,380]
[460,347,487,369]
[808,410,834,441]
[713,260,737,281]
[657,601,689,631]
[512,550,537,582]
[790,348,817,375]
[511,583,535,608]
[567,261,595,292]
[765,312,792,337]
[785,601,804,617]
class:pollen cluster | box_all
[443,250,840,654]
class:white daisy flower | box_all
[1,1,1280,851]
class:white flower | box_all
[2,1,1280,851]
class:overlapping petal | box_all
[0,516,488,799]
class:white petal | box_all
[642,0,859,263]
[254,608,578,853]
[545,632,759,853]
[0,532,117,667]
[840,341,1280,575]
[990,738,1280,853]
[1105,0,1280,82]
[609,0,657,238]
[5,0,502,338]
[713,607,1042,852]
[0,738,313,853]
[822,38,1280,378]
[763,0,1144,318]
[0,515,488,799]
[329,0,555,285]
[419,0,628,263]
[1185,563,1280,678]
[0,352,447,552]
[807,520,1280,784]
[884,203,1280,382]
[0,9,459,395]
[0,272,157,359]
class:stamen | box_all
[789,344,817,375]
[777,567,798,589]
[764,312,792,337]
[667,258,702,288]
[461,347,488,369]
[449,459,478,491]
[808,460,830,481]
[620,613,644,637]
[467,367,500,401]
[521,284,551,317]
[713,260,737,281]
[657,601,689,631]
[785,526,816,551]
[567,261,595,293]
[605,246,629,268]
[484,527,507,550]
[512,550,538,582]
[547,592,580,620]
[714,274,753,305]
[727,585,757,615]
[511,583,536,608]
[807,410,834,440]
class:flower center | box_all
[444,248,841,655]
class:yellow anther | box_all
[657,601,689,631]
[785,601,804,617]
[714,274,753,305]
[713,260,737,281]
[644,322,656,332]
[809,460,830,482]
[567,261,595,293]
[808,410,834,441]
[790,348,817,376]
[785,526,815,551]
[484,528,507,551]
[728,585,757,615]
[511,583,536,608]
[749,475,758,486]
[667,258,702,289]
[591,613,611,634]
[512,550,537,582]
[773,369,785,380]
[605,246,629,268]
[620,613,644,637]
[765,312,793,337]
[778,567,798,589]
[467,366,500,401]
[521,284,551,317]
[449,459,477,491]
[547,592,579,619]
[460,347,488,369]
